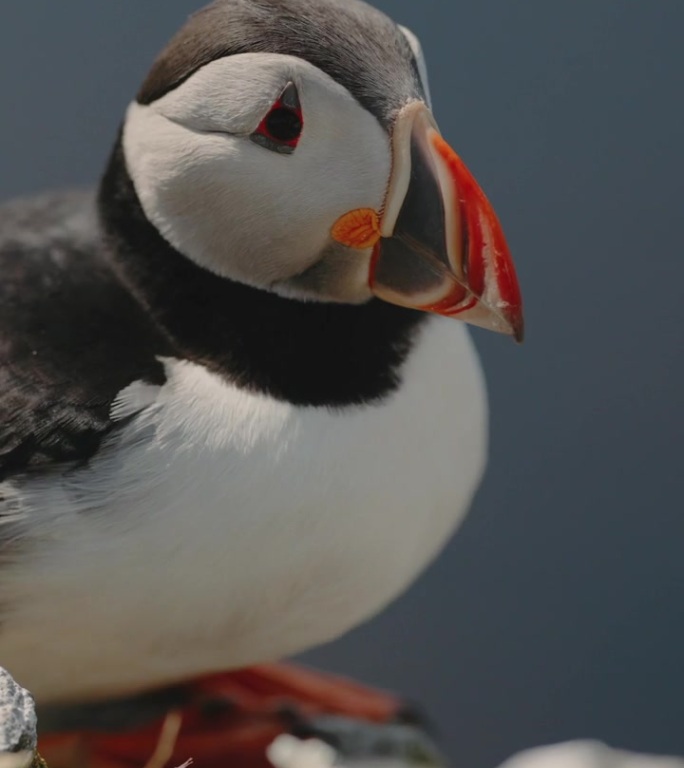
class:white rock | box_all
[498,742,684,768]
[268,734,338,768]
[0,669,36,754]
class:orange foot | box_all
[38,664,435,768]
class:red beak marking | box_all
[430,133,524,341]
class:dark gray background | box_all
[1,2,682,767]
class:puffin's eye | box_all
[251,82,303,155]
[264,108,302,143]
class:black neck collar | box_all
[97,138,425,407]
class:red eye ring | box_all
[251,82,303,155]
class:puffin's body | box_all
[0,188,485,700]
[0,0,521,727]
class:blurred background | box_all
[1,2,682,767]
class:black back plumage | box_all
[0,192,170,481]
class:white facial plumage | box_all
[123,53,393,304]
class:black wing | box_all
[0,191,171,481]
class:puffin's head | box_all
[122,0,523,340]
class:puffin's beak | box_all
[367,102,523,341]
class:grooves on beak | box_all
[370,102,524,342]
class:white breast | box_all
[0,317,487,702]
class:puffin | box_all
[0,0,522,764]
